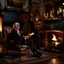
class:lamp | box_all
[0,18,2,39]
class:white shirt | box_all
[17,30,26,40]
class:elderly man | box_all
[8,22,42,58]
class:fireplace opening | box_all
[44,30,63,50]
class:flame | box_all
[55,42,59,46]
[52,34,59,46]
[52,34,57,41]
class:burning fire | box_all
[52,34,59,46]
[52,34,57,41]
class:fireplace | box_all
[39,19,64,50]
[44,30,63,50]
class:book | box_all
[28,32,34,36]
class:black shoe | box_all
[35,51,42,56]
[33,52,42,58]
[33,54,40,58]
[37,52,42,56]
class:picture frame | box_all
[6,0,24,9]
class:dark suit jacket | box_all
[8,29,25,44]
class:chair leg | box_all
[19,49,21,61]
[26,46,30,55]
[27,47,30,54]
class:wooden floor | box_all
[0,45,64,64]
[0,54,64,64]
[0,49,63,64]
[34,55,64,64]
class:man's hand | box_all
[25,35,30,40]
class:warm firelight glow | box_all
[0,18,2,32]
[51,59,57,64]
[36,17,39,21]
[44,13,48,19]
[52,34,57,41]
[55,42,59,46]
[52,34,59,46]
[0,18,2,39]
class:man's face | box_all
[14,22,20,30]
[16,26,20,30]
